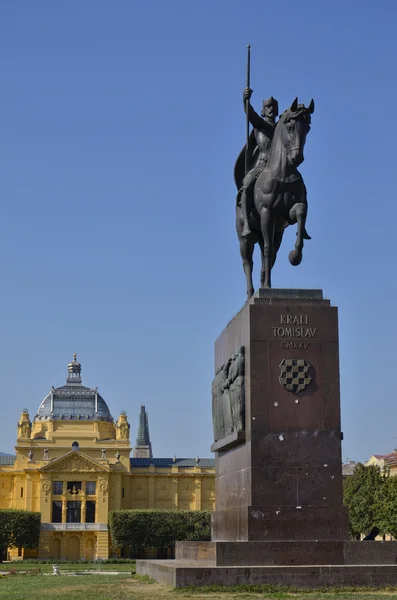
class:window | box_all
[122,487,125,499]
[86,501,96,523]
[66,501,81,523]
[52,501,62,523]
[52,481,63,495]
[86,481,96,495]
[20,487,23,498]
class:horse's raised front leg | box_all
[289,202,309,266]
[259,207,275,288]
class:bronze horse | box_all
[236,98,314,297]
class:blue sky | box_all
[0,0,396,462]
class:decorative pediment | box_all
[40,449,109,473]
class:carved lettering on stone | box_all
[273,314,317,339]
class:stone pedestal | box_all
[137,290,397,587]
[211,289,348,545]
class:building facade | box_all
[366,451,397,472]
[0,356,215,561]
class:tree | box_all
[343,463,385,538]
[375,474,397,538]
[0,510,41,559]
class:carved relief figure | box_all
[228,346,245,433]
[212,362,229,441]
[33,422,48,440]
[41,479,51,502]
[17,410,31,439]
[98,478,108,503]
[116,411,130,440]
[117,423,129,439]
[212,346,245,442]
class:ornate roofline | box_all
[40,448,109,473]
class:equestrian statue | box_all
[235,46,314,297]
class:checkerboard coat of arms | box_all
[279,358,312,393]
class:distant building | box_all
[342,460,358,477]
[342,452,397,478]
[0,355,215,561]
[132,405,152,458]
[366,450,397,477]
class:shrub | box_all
[0,510,41,556]
[109,509,211,551]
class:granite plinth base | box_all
[176,540,344,566]
[136,541,397,588]
[136,560,397,588]
[175,540,397,566]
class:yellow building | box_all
[0,355,215,561]
[366,451,397,472]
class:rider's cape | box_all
[233,130,260,191]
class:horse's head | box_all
[278,98,314,168]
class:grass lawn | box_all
[2,575,397,600]
[0,562,135,572]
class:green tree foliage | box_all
[109,509,211,550]
[343,463,385,538]
[0,509,41,554]
[375,474,397,538]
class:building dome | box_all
[68,353,82,378]
[35,355,113,422]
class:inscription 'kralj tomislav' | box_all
[273,314,317,338]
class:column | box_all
[62,481,67,524]
[39,475,51,523]
[172,477,179,509]
[62,499,67,524]
[25,475,33,511]
[96,531,109,560]
[194,477,202,510]
[97,476,109,526]
[60,533,67,561]
[148,476,155,508]
[81,499,86,524]
[80,533,86,561]
[111,474,122,510]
